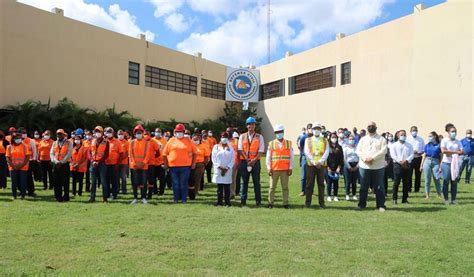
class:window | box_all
[260,79,285,100]
[289,66,335,95]
[145,65,197,95]
[341,62,351,85]
[128,61,140,85]
[201,79,225,100]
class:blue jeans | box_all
[169,166,191,203]
[325,170,339,196]
[300,156,307,192]
[90,163,108,201]
[441,162,458,201]
[239,160,262,204]
[10,170,27,198]
[118,164,128,194]
[459,155,473,183]
[358,168,385,209]
[423,158,441,194]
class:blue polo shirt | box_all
[461,138,474,156]
[424,143,441,159]
[299,133,308,157]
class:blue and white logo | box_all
[225,68,260,103]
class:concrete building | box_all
[1,0,472,153]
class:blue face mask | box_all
[411,131,417,137]
[450,132,457,139]
[276,133,284,140]
[348,139,355,145]
[399,135,407,142]
[428,136,434,143]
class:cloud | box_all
[164,13,189,33]
[18,0,156,41]
[177,0,394,66]
[148,0,185,18]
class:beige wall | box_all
[0,0,226,123]
[257,0,472,153]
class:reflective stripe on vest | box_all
[131,140,149,164]
[241,133,261,160]
[306,137,327,166]
[270,139,291,170]
[91,139,107,161]
[8,143,27,165]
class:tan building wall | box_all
[0,0,226,123]
[257,0,472,153]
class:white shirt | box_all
[390,141,414,163]
[406,135,424,157]
[355,133,387,170]
[440,138,463,164]
[265,139,295,170]
[211,144,235,184]
[343,145,359,168]
[237,132,265,155]
[304,135,330,165]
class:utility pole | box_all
[267,0,271,64]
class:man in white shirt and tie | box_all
[406,126,424,193]
[391,130,414,204]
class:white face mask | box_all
[221,138,228,144]
[74,139,81,145]
[21,134,27,139]
[135,133,143,139]
[105,133,113,138]
[95,133,102,138]
[331,138,338,143]
[85,135,91,140]
[313,129,321,136]
[175,132,184,138]
[118,135,124,140]
[208,132,213,137]
[232,132,239,138]
[193,140,200,145]
[14,138,22,144]
[43,135,50,140]
[184,134,190,138]
[467,134,472,139]
[155,132,162,138]
[34,134,40,139]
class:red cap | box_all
[175,124,185,132]
[133,125,145,133]
[8,127,16,132]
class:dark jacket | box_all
[327,143,344,171]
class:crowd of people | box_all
[0,118,472,211]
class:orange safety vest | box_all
[90,139,107,162]
[6,143,29,171]
[38,139,54,161]
[269,139,292,171]
[150,138,164,166]
[53,140,71,162]
[105,138,122,165]
[0,139,6,154]
[231,138,240,166]
[306,136,327,166]
[155,137,167,165]
[240,132,262,160]
[70,145,88,172]
[118,139,129,165]
[23,137,36,161]
[129,139,150,170]
[196,143,210,163]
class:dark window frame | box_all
[201,79,225,100]
[341,61,351,85]
[128,61,140,85]
[145,65,197,95]
[289,66,335,95]
[260,79,285,100]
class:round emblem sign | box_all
[226,69,259,101]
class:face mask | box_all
[276,133,284,140]
[14,138,22,144]
[165,136,170,140]
[232,132,239,138]
[388,136,393,142]
[208,132,213,137]
[411,131,418,137]
[367,126,377,134]
[95,133,102,138]
[428,136,434,143]
[155,132,162,138]
[467,134,472,139]
[399,135,407,142]
[85,135,91,140]
[331,138,337,144]
[348,139,355,145]
[74,139,81,145]
[184,134,190,138]
[450,132,457,139]
[313,130,321,136]
[338,133,344,139]
[105,133,113,138]
[221,138,228,144]
[118,135,124,140]
[135,133,143,139]
[193,140,200,145]
[175,132,184,138]
[21,134,27,139]
[43,135,50,140]
[344,131,349,137]
[34,134,40,139]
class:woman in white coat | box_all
[211,132,235,207]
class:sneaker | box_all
[283,205,290,209]
[88,198,95,203]
[299,192,305,197]
[142,198,148,204]
[352,195,358,200]
[333,197,339,202]
[267,204,273,209]
[327,196,332,202]
[320,204,326,209]
[378,207,386,212]
[130,199,138,205]
[444,200,450,205]
[451,200,458,205]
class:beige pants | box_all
[230,164,239,197]
[268,170,290,205]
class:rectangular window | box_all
[289,66,335,95]
[260,79,285,100]
[201,79,225,100]
[128,61,140,85]
[341,62,351,85]
[145,65,197,95]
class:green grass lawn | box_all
[1,158,473,276]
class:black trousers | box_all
[384,161,393,196]
[156,165,166,195]
[85,160,91,192]
[40,160,54,189]
[0,154,7,189]
[71,171,84,196]
[106,164,119,199]
[393,163,411,202]
[217,184,231,206]
[147,165,156,198]
[53,163,70,202]
[410,157,422,192]
[205,161,212,183]
[26,161,35,195]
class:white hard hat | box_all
[312,122,322,129]
[274,124,285,132]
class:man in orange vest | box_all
[0,130,9,190]
[145,130,160,199]
[88,126,110,203]
[238,117,265,207]
[230,130,241,198]
[38,130,54,190]
[117,129,129,195]
[129,125,150,204]
[70,132,88,196]
[154,128,168,195]
[18,127,38,197]
[205,130,217,184]
[50,129,73,202]
[266,124,294,209]
[6,132,31,200]
[5,127,16,144]
[83,130,93,192]
[104,127,124,200]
